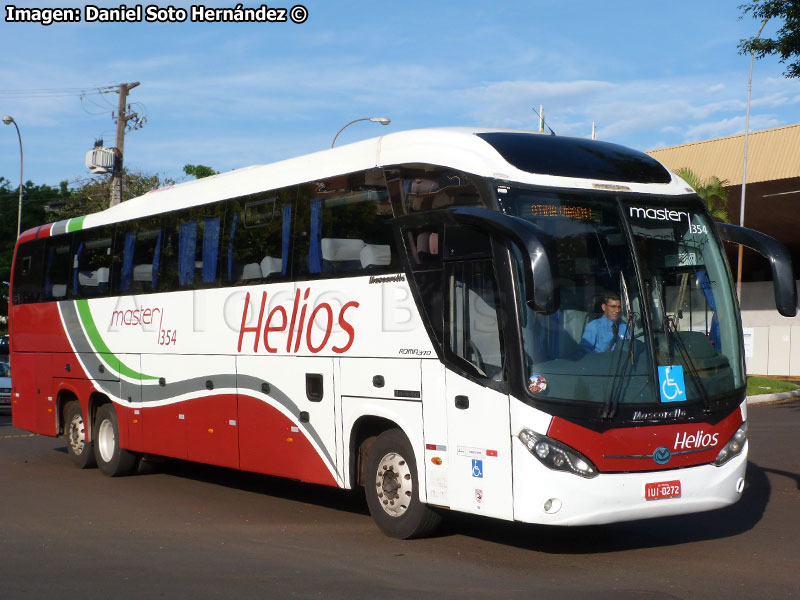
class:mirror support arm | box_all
[717,223,797,317]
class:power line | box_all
[0,85,119,98]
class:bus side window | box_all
[200,214,222,285]
[170,203,225,289]
[224,190,291,285]
[442,225,504,382]
[296,171,396,277]
[446,258,505,382]
[44,236,73,301]
[11,239,44,305]
[114,218,162,295]
[384,166,485,215]
[72,228,113,298]
[404,226,444,345]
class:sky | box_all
[1,0,799,188]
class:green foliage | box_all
[56,170,177,219]
[0,169,176,320]
[738,0,800,78]
[183,164,218,179]
[53,177,109,219]
[676,167,731,223]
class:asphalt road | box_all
[1,401,798,599]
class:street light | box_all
[737,18,769,302]
[2,115,23,239]
[331,117,391,148]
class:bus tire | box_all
[64,401,96,469]
[365,429,441,539]
[94,404,139,477]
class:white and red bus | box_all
[9,128,796,538]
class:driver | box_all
[580,292,628,353]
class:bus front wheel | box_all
[64,401,96,469]
[94,404,139,477]
[365,429,441,539]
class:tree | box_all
[738,1,800,78]
[183,164,218,179]
[55,170,176,219]
[676,168,731,222]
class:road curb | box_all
[747,388,800,404]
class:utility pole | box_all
[109,81,140,207]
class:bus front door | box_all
[443,258,513,520]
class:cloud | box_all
[449,73,800,149]
[457,80,615,128]
[682,115,781,142]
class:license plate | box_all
[644,480,681,501]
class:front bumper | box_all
[512,436,748,525]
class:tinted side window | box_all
[113,217,162,295]
[404,225,444,345]
[72,228,113,298]
[385,166,484,215]
[12,239,44,305]
[224,189,294,285]
[194,204,225,288]
[44,235,73,301]
[446,257,504,381]
[164,203,225,290]
[295,170,397,277]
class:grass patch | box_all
[746,376,800,397]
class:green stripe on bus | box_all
[66,216,86,232]
[75,299,159,381]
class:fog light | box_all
[543,498,562,514]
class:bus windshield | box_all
[499,186,744,411]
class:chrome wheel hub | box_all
[96,419,115,463]
[375,451,413,517]
[68,414,86,455]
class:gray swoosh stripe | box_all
[59,301,336,470]
[50,220,70,236]
[145,374,335,470]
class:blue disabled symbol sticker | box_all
[658,365,686,403]
[471,459,483,478]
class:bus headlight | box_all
[714,422,747,467]
[518,428,598,478]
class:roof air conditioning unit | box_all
[85,147,116,174]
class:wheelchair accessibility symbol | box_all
[472,459,483,478]
[658,365,686,403]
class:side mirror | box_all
[716,223,797,318]
[394,207,558,313]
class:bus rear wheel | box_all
[365,429,441,539]
[94,404,139,477]
[64,401,96,469]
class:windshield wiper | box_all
[620,271,636,366]
[662,316,712,413]
[653,278,712,413]
[600,271,636,420]
[652,278,672,363]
